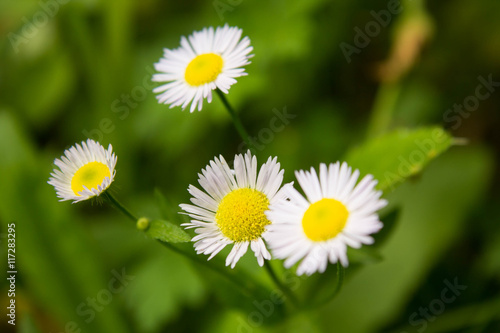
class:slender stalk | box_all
[264,261,299,307]
[102,191,264,298]
[329,262,345,300]
[103,191,137,222]
[215,89,252,148]
[366,82,401,139]
[315,262,345,307]
[159,242,262,298]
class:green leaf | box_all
[344,126,453,191]
[123,254,207,333]
[142,219,191,243]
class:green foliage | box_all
[141,219,191,243]
[19,313,43,333]
[123,254,207,333]
[0,0,498,332]
[344,127,453,191]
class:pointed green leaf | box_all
[141,219,191,243]
[344,126,453,191]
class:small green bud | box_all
[136,217,150,231]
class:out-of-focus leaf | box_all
[123,253,206,333]
[142,219,190,243]
[347,247,384,265]
[391,297,500,333]
[19,313,42,333]
[203,311,271,333]
[205,309,324,333]
[344,127,453,191]
[372,209,400,247]
[19,52,75,128]
[476,229,500,282]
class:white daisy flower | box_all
[265,162,387,276]
[180,151,291,268]
[152,24,253,112]
[48,139,117,203]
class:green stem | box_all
[366,82,401,139]
[315,262,345,307]
[159,242,262,298]
[102,191,265,298]
[264,261,300,307]
[330,262,345,299]
[103,191,137,222]
[215,88,252,149]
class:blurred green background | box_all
[1,0,499,332]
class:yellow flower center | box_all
[302,198,349,242]
[215,188,270,242]
[71,162,110,196]
[184,53,223,86]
